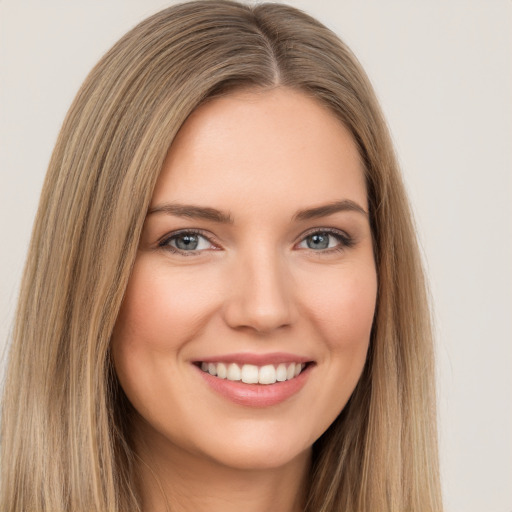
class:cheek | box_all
[113,258,217,355]
[303,263,377,353]
[289,261,377,443]
[111,259,221,421]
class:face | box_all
[112,87,377,471]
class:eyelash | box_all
[298,228,355,254]
[158,229,217,257]
[158,228,354,256]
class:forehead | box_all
[152,87,367,215]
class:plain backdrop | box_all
[1,1,511,511]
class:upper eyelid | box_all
[158,229,217,246]
[297,226,350,239]
[295,226,353,246]
[159,226,350,238]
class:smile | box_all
[193,354,314,407]
[199,361,306,385]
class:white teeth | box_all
[259,364,277,385]
[216,362,227,379]
[227,363,241,381]
[276,363,287,382]
[241,364,259,384]
[199,361,307,384]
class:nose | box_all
[222,247,296,334]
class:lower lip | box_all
[194,364,313,407]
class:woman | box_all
[0,1,442,511]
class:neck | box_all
[133,423,311,512]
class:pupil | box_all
[176,234,198,250]
[308,233,329,250]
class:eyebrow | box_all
[147,199,368,224]
[293,200,368,221]
[147,203,234,223]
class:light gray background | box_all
[1,1,511,511]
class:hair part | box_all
[1,1,442,510]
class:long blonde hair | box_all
[0,1,442,510]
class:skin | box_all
[112,87,377,512]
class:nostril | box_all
[221,266,295,333]
[223,305,294,334]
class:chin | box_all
[191,426,315,472]
[205,442,312,472]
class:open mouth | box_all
[195,361,312,385]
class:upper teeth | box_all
[200,362,306,385]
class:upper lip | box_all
[193,352,313,366]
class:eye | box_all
[297,229,353,252]
[159,230,216,254]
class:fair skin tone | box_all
[112,87,377,512]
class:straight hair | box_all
[1,1,442,510]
